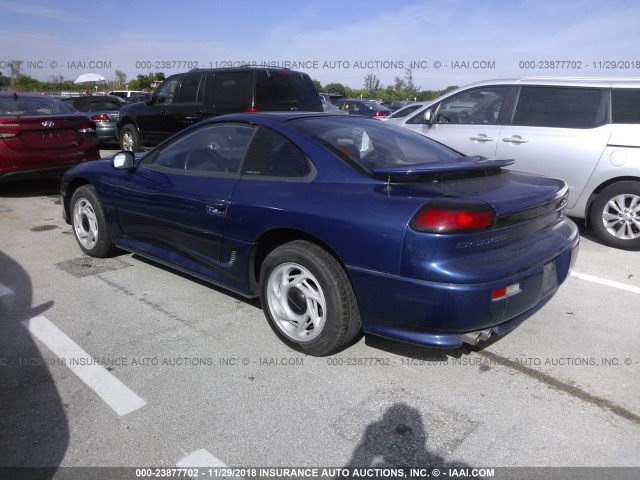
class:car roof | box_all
[204,112,346,125]
[453,76,640,90]
[0,91,54,98]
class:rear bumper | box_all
[0,144,100,183]
[349,229,579,348]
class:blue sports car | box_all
[61,113,579,356]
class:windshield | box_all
[0,96,77,117]
[289,116,460,172]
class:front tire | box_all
[259,241,361,356]
[120,124,141,152]
[590,181,640,251]
[71,185,115,258]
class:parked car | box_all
[62,113,578,355]
[108,90,148,99]
[61,95,123,142]
[116,66,323,152]
[0,92,99,183]
[381,100,415,111]
[389,77,640,250]
[321,100,346,113]
[381,101,427,121]
[334,99,391,119]
[319,93,345,104]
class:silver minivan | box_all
[389,77,640,250]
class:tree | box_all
[115,70,127,86]
[323,82,347,96]
[8,60,24,86]
[393,76,406,92]
[404,68,420,99]
[312,79,322,91]
[363,74,382,95]
[0,73,10,88]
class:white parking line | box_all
[0,283,13,297]
[177,450,242,479]
[21,316,147,416]
[572,271,640,295]
[177,449,229,468]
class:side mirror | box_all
[423,109,435,124]
[146,95,159,106]
[113,151,135,170]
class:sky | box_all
[1,0,639,90]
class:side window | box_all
[513,86,607,128]
[241,127,313,178]
[612,89,640,124]
[390,104,422,119]
[155,77,181,105]
[435,87,508,125]
[175,74,203,103]
[145,123,255,174]
[212,73,251,113]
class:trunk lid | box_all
[0,114,94,152]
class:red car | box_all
[0,92,100,183]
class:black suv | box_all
[116,66,323,151]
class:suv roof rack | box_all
[188,65,292,72]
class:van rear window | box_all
[513,86,607,129]
[612,90,640,124]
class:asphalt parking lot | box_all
[0,158,638,472]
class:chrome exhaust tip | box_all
[460,329,493,345]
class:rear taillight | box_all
[411,204,494,233]
[90,114,110,122]
[0,129,19,139]
[77,121,96,133]
[245,107,259,113]
[373,111,388,117]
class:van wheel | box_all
[590,181,640,251]
[120,124,140,152]
[259,241,361,356]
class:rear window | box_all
[612,89,640,124]
[212,73,251,113]
[255,70,322,111]
[87,100,121,111]
[0,96,76,116]
[289,116,459,173]
[513,86,607,128]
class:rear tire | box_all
[589,181,640,251]
[71,185,115,258]
[259,240,361,356]
[120,124,141,152]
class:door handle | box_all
[206,201,228,216]
[469,134,493,142]
[502,136,529,144]
[185,110,205,121]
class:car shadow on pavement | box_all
[0,251,69,477]
[0,176,62,198]
[364,335,471,362]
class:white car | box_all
[390,77,640,250]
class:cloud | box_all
[0,1,87,23]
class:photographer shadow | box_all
[0,251,68,478]
[341,402,474,474]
